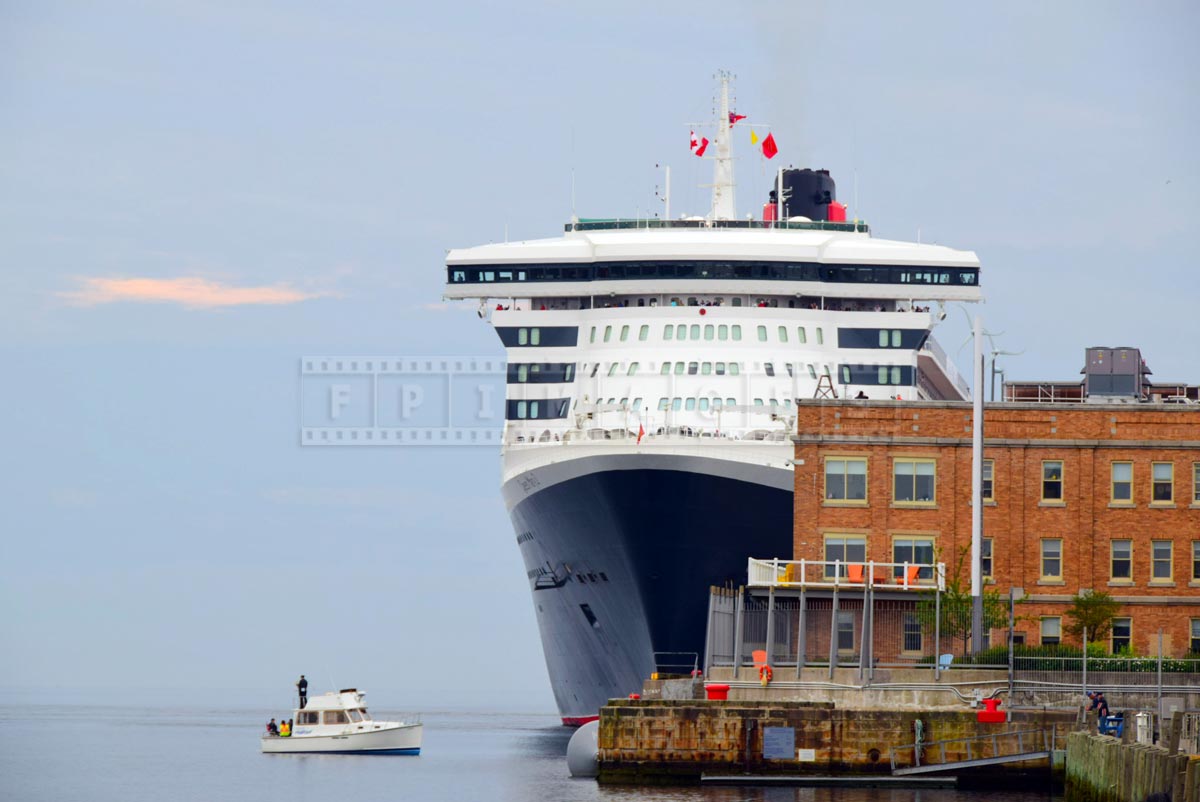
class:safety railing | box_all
[565,218,870,234]
[889,727,1059,773]
[747,557,946,592]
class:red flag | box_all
[689,130,709,157]
[761,132,778,159]
[728,112,747,128]
[637,423,645,444]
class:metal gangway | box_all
[889,728,1061,776]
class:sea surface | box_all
[0,702,1062,802]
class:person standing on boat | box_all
[297,675,308,708]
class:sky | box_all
[1,1,1197,712]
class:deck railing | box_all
[565,218,870,234]
[747,557,946,592]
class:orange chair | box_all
[904,565,920,586]
[752,649,768,668]
[847,563,865,584]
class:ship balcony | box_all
[565,218,870,234]
[917,334,971,400]
[747,557,946,592]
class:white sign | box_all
[797,748,816,761]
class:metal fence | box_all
[704,585,1200,707]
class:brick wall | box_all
[791,400,1200,657]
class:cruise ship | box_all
[444,77,982,724]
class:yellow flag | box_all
[750,129,759,145]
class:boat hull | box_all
[503,446,793,724]
[261,723,423,754]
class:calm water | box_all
[0,703,1061,802]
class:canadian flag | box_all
[689,130,709,158]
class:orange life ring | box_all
[759,665,773,685]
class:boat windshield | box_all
[348,710,363,722]
[358,709,372,721]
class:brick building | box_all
[790,399,1200,657]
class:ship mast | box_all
[709,71,736,220]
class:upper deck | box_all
[444,224,982,303]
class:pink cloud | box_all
[63,277,326,308]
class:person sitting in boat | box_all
[287,718,294,737]
[266,718,278,736]
[279,719,290,737]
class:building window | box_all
[893,458,936,504]
[825,458,867,502]
[1110,618,1132,653]
[1151,540,1173,582]
[1192,619,1200,654]
[1041,539,1063,580]
[902,613,922,653]
[1192,541,1199,582]
[1042,461,1064,501]
[1110,540,1132,581]
[1152,462,1174,503]
[893,537,934,579]
[824,535,866,578]
[1194,463,1200,504]
[836,611,855,653]
[1111,462,1132,503]
[981,538,993,581]
[1040,617,1062,646]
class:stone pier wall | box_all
[1064,732,1200,802]
[598,699,1073,785]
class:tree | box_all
[1063,590,1121,642]
[915,547,1008,658]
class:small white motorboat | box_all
[261,688,422,755]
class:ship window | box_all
[674,362,685,375]
[590,364,599,378]
[757,325,767,342]
[698,398,710,411]
[754,398,764,406]
[658,398,669,411]
[660,363,670,375]
[726,397,735,406]
[765,363,775,377]
[676,324,686,340]
[816,328,824,345]
[786,363,794,378]
[565,365,574,381]
[685,398,696,411]
[603,326,612,342]
[589,327,596,344]
[518,328,528,346]
[298,711,319,725]
[663,325,673,341]
[718,325,728,341]
[704,324,714,341]
[639,325,649,341]
[517,365,528,382]
[729,363,740,376]
[715,363,725,375]
[608,363,619,377]
[808,364,817,379]
[688,362,698,375]
[619,325,630,342]
[778,326,788,343]
[732,297,743,307]
[769,398,779,407]
[579,603,600,630]
[627,362,639,376]
[529,401,540,418]
[618,397,627,406]
[797,327,807,344]
[690,324,700,340]
[632,398,642,411]
[530,328,541,345]
[712,398,723,408]
[348,710,363,722]
[672,397,682,411]
[324,711,349,725]
[515,401,527,419]
[732,325,742,341]
[701,362,712,375]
